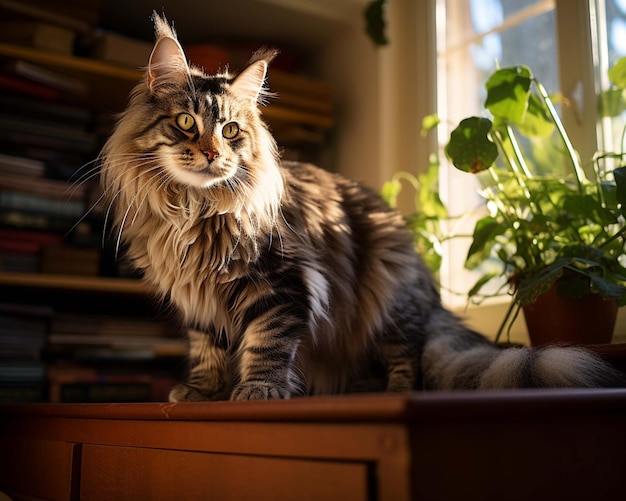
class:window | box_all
[597,0,626,154]
[435,0,623,313]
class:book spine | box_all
[0,191,85,218]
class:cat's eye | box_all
[222,122,239,139]
[176,113,195,131]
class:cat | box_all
[99,12,624,401]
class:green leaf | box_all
[561,193,617,226]
[589,274,626,298]
[381,179,402,208]
[515,93,554,137]
[598,88,626,117]
[413,228,443,275]
[467,272,500,298]
[484,66,532,123]
[516,258,572,305]
[421,114,441,136]
[608,56,626,88]
[445,117,498,173]
[418,162,447,219]
[466,216,504,266]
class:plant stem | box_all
[599,224,626,249]
[590,154,608,209]
[494,298,519,344]
[534,79,587,191]
[494,127,544,217]
[504,125,532,177]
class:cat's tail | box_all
[421,308,625,389]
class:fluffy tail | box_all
[421,308,625,389]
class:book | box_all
[47,333,186,354]
[47,364,153,402]
[0,172,87,199]
[0,228,64,254]
[50,313,175,338]
[0,20,76,54]
[90,29,153,68]
[0,361,46,384]
[0,114,96,147]
[0,129,97,154]
[0,313,48,337]
[0,94,92,124]
[0,384,46,402]
[54,381,152,403]
[0,191,85,219]
[0,152,46,177]
[0,309,49,358]
[0,252,39,273]
[0,210,77,232]
[0,302,54,317]
[40,245,101,276]
[4,60,88,96]
[0,0,99,33]
[0,72,61,100]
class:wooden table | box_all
[1,390,626,501]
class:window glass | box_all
[437,0,558,307]
[599,0,626,154]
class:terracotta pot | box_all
[522,285,618,347]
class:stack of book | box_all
[0,1,110,276]
[46,313,186,402]
[48,313,187,359]
[0,302,51,402]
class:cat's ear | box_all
[230,49,278,104]
[147,12,190,92]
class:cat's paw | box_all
[169,383,226,402]
[230,381,290,400]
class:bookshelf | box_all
[0,42,140,80]
[0,42,333,129]
[0,272,152,295]
[0,0,335,402]
[0,0,336,404]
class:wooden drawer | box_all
[80,444,370,501]
[0,438,79,501]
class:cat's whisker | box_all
[115,170,166,257]
[64,157,149,238]
[102,162,163,249]
[129,170,171,228]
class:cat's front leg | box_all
[230,312,304,401]
[169,328,230,402]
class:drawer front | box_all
[0,438,79,501]
[80,444,370,501]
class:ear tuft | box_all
[147,12,190,92]
[230,48,278,104]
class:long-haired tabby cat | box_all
[100,13,623,401]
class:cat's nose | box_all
[202,149,220,163]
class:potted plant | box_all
[443,61,626,346]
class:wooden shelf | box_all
[0,42,333,130]
[0,42,141,81]
[0,272,153,295]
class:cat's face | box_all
[137,19,275,191]
[144,74,261,189]
[101,13,283,226]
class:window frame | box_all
[403,0,626,342]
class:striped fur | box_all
[99,13,624,401]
